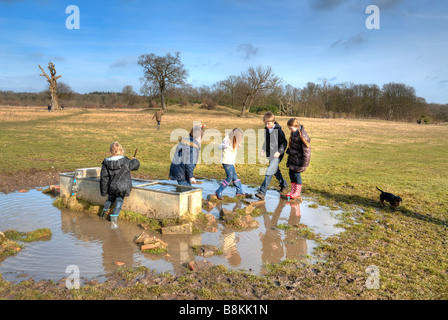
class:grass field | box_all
[0,104,447,299]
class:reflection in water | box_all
[259,200,307,264]
[0,180,343,283]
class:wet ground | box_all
[0,179,343,283]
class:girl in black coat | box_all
[285,118,311,200]
[100,142,140,226]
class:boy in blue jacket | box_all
[169,125,204,186]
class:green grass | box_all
[3,228,52,242]
[1,105,447,299]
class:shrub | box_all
[200,99,217,110]
[249,104,278,115]
[417,114,432,124]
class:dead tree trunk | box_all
[39,62,62,111]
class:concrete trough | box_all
[59,167,202,220]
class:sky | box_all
[0,0,447,103]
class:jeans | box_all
[103,194,124,218]
[177,180,191,186]
[289,169,302,184]
[258,157,287,194]
[216,164,243,196]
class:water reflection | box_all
[0,180,344,283]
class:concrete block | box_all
[59,170,202,220]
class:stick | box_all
[133,148,138,158]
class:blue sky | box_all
[1,0,447,103]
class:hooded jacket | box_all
[100,155,140,197]
[286,125,311,173]
[169,136,201,181]
[262,122,287,161]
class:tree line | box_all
[1,52,447,123]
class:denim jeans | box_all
[258,157,287,194]
[103,194,124,218]
[216,164,243,196]
[289,169,302,184]
[177,180,191,186]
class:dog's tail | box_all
[376,186,384,193]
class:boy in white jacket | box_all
[215,128,246,200]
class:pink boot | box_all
[286,183,297,198]
[290,184,302,199]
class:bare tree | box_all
[138,52,188,111]
[121,85,138,106]
[220,75,240,108]
[139,78,160,105]
[239,65,281,117]
[39,62,61,111]
[57,82,74,101]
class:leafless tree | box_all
[219,75,241,108]
[39,62,61,111]
[239,65,281,117]
[138,52,188,111]
[121,85,138,106]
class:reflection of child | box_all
[221,231,241,267]
[100,142,140,227]
[285,118,311,200]
[215,128,247,199]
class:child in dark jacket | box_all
[169,125,204,186]
[285,118,311,200]
[100,142,140,226]
[255,112,288,200]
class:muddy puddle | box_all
[0,180,344,283]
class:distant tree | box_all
[56,82,74,101]
[139,79,160,106]
[381,83,417,121]
[138,52,189,111]
[38,62,61,111]
[220,75,240,108]
[121,85,138,106]
[239,65,281,117]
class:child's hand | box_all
[260,149,265,157]
[273,152,280,158]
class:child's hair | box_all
[189,125,205,139]
[287,118,300,128]
[110,141,124,156]
[287,118,310,148]
[263,111,275,123]
[229,128,243,151]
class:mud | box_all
[0,169,60,194]
[0,170,347,300]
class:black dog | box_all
[376,187,402,210]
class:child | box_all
[285,118,311,200]
[100,142,140,227]
[151,109,164,130]
[255,112,288,200]
[169,125,204,186]
[215,128,247,199]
